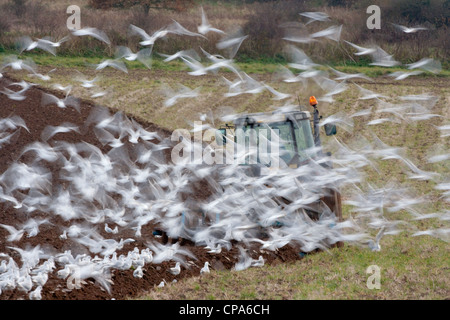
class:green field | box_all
[2,0,450,293]
[3,52,447,300]
[0,0,449,302]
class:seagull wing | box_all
[16,36,34,53]
[114,46,132,59]
[41,92,60,106]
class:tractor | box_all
[156,96,342,246]
[214,96,342,223]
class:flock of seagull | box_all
[0,7,448,300]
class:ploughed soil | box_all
[0,74,305,300]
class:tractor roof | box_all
[233,108,311,126]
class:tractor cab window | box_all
[236,118,315,166]
[268,122,296,165]
[293,119,315,162]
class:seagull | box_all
[179,55,207,76]
[399,93,438,102]
[328,66,372,81]
[198,6,225,35]
[310,25,342,42]
[104,223,119,234]
[147,242,196,265]
[40,122,80,141]
[16,36,56,55]
[0,87,28,101]
[200,261,210,275]
[28,68,57,81]
[263,83,292,100]
[71,27,111,45]
[93,59,128,73]
[133,265,144,278]
[169,262,181,275]
[5,80,34,95]
[221,75,243,95]
[299,11,330,24]
[8,245,44,268]
[285,45,320,70]
[315,77,348,101]
[29,286,43,300]
[0,188,23,208]
[31,271,48,287]
[162,84,201,107]
[427,153,450,163]
[75,75,99,88]
[216,28,248,59]
[369,46,400,67]
[320,111,354,132]
[157,280,166,287]
[240,72,266,94]
[205,243,222,254]
[140,248,153,264]
[406,58,442,74]
[344,41,377,56]
[159,49,201,63]
[388,70,423,80]
[129,24,171,46]
[436,124,450,137]
[350,106,373,118]
[115,46,152,68]
[275,65,305,84]
[0,55,36,73]
[93,127,124,148]
[90,89,110,99]
[282,25,316,44]
[391,23,428,33]
[249,230,292,251]
[367,227,385,251]
[233,246,253,271]
[222,73,263,97]
[202,57,242,78]
[22,218,50,238]
[41,92,80,112]
[251,255,265,267]
[168,19,207,39]
[20,141,60,162]
[17,272,33,292]
[34,258,55,275]
[0,115,29,132]
[353,83,387,100]
[412,228,450,241]
[37,35,70,48]
[402,158,439,181]
[0,223,25,242]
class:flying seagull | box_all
[197,6,225,35]
[391,23,428,33]
[344,41,377,56]
[71,27,111,45]
[299,12,330,25]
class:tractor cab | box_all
[215,96,337,171]
[214,96,343,224]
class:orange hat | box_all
[309,96,318,106]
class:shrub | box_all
[88,0,194,12]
